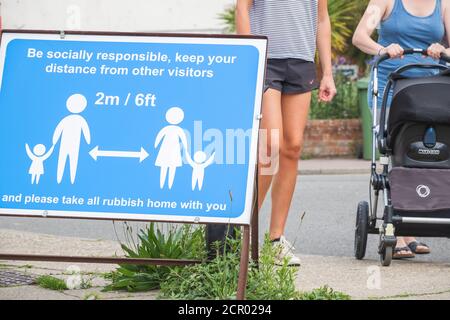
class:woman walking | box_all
[236,0,336,265]
[353,0,450,259]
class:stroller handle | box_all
[374,48,450,68]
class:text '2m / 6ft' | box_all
[95,92,157,108]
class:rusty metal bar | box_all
[1,29,267,41]
[0,254,201,266]
[236,225,250,300]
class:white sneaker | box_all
[271,236,301,266]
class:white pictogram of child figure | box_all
[186,151,215,191]
[25,143,55,184]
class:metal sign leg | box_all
[236,224,250,300]
[251,162,260,265]
[251,204,259,265]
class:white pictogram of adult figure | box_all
[53,94,91,184]
[25,143,55,184]
[154,107,189,189]
[186,151,215,191]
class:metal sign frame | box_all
[0,29,267,300]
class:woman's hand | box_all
[379,43,404,58]
[319,75,337,103]
[427,43,447,60]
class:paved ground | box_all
[265,174,450,263]
[1,229,449,300]
[1,159,449,300]
[299,158,371,175]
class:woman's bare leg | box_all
[258,89,283,209]
[269,92,311,240]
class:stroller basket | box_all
[390,167,450,212]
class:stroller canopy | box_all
[388,74,450,139]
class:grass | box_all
[104,223,205,292]
[296,286,351,300]
[160,235,350,300]
[105,223,350,300]
[36,275,68,291]
[246,235,299,300]
[159,235,243,299]
[300,153,314,161]
[83,292,101,300]
[78,277,93,290]
[0,263,33,270]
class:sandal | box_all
[393,247,415,259]
[407,241,431,255]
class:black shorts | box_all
[265,58,319,94]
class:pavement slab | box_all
[295,255,450,300]
[299,158,371,175]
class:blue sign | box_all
[0,32,267,224]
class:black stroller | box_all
[354,49,450,266]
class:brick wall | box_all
[302,119,363,158]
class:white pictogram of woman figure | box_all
[154,107,189,189]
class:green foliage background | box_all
[310,74,359,120]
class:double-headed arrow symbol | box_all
[89,146,149,163]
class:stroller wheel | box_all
[380,246,393,267]
[354,201,369,260]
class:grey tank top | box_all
[250,0,318,62]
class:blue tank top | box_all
[369,0,445,108]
